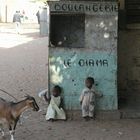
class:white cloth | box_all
[79,86,101,117]
[45,95,66,120]
[38,89,48,97]
[15,22,21,34]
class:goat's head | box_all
[25,95,39,111]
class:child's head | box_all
[52,85,62,97]
[85,77,94,89]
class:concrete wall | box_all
[118,30,140,101]
[49,1,118,110]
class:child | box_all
[45,85,66,121]
[79,77,103,121]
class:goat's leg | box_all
[0,129,5,137]
[10,131,14,140]
[9,118,19,140]
[13,117,19,130]
[0,124,4,137]
[9,125,15,140]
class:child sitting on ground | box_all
[79,77,103,121]
[43,85,66,121]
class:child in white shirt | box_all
[79,77,102,121]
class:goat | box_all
[0,95,39,140]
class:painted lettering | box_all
[54,4,61,11]
[64,59,72,67]
[79,4,85,12]
[103,60,108,66]
[96,60,103,66]
[105,4,111,12]
[89,59,94,66]
[62,4,67,11]
[64,59,109,67]
[74,4,79,11]
[99,4,104,12]
[78,59,109,67]
[92,4,98,12]
[85,5,91,11]
[68,4,73,11]
[114,5,118,12]
[53,3,118,13]
[79,59,85,66]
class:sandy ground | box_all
[0,23,140,140]
[1,110,140,140]
[0,23,48,100]
[14,118,140,140]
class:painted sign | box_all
[64,59,109,67]
[48,1,118,14]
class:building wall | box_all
[118,30,140,100]
[119,0,125,9]
[0,0,6,22]
[0,0,17,22]
[49,1,118,110]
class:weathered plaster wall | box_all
[49,1,118,110]
[50,49,117,110]
[0,0,6,22]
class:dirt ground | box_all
[0,99,140,140]
[0,23,140,140]
[14,118,140,140]
[0,23,48,100]
[1,109,140,140]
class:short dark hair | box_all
[53,85,62,93]
[16,11,20,13]
[86,77,94,84]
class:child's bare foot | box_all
[83,116,89,121]
[89,116,95,120]
[49,118,55,122]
